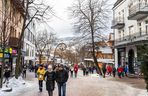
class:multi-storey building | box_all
[112,0,148,73]
[0,0,24,71]
[23,29,36,66]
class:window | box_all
[119,31,121,40]
[145,21,148,34]
[26,44,29,56]
[138,23,142,36]
[145,0,147,5]
[121,29,124,40]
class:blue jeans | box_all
[57,83,66,96]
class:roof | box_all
[84,58,114,64]
[99,47,113,54]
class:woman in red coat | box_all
[117,66,123,78]
[74,64,78,78]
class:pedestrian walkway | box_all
[2,70,148,96]
[109,76,146,89]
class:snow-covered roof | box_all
[99,47,112,54]
[84,58,114,64]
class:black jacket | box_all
[44,71,55,91]
[55,69,69,84]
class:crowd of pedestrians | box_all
[101,63,129,78]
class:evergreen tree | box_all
[137,44,148,91]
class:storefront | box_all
[0,47,17,73]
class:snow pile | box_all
[0,76,34,96]
[137,90,148,96]
[8,77,25,88]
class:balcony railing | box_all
[111,17,125,29]
[128,3,148,20]
[115,31,148,45]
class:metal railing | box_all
[115,31,148,44]
[112,17,124,26]
[129,3,148,16]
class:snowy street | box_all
[0,71,147,96]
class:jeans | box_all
[57,83,66,96]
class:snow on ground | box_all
[0,77,35,96]
[0,72,148,96]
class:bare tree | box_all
[15,0,53,78]
[69,0,110,74]
[35,31,56,64]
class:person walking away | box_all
[55,64,69,96]
[112,66,116,77]
[108,65,112,76]
[37,64,46,92]
[117,66,122,78]
[124,64,128,77]
[3,65,11,86]
[70,66,74,77]
[22,64,27,78]
[82,66,86,76]
[35,64,39,78]
[44,65,55,96]
[86,67,89,76]
[102,64,106,78]
[74,64,78,78]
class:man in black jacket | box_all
[55,64,69,96]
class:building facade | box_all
[112,0,148,73]
[84,33,114,67]
[24,29,36,66]
[0,0,24,71]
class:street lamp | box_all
[53,42,67,65]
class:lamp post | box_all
[53,42,67,65]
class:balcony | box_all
[128,3,148,20]
[111,17,125,29]
[115,31,148,47]
[9,37,19,48]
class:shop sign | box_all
[5,48,9,53]
[9,48,12,54]
[12,50,17,54]
[0,53,3,58]
[4,54,10,58]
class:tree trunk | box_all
[39,54,42,64]
[90,25,101,75]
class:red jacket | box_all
[117,67,123,73]
[107,66,112,72]
[74,64,78,72]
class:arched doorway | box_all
[128,49,134,74]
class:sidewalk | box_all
[109,76,146,89]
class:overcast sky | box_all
[45,0,116,38]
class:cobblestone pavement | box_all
[4,70,148,96]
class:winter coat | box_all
[74,64,78,73]
[124,66,128,73]
[113,67,116,73]
[44,71,55,91]
[55,69,68,85]
[4,68,11,78]
[107,66,112,72]
[117,67,123,73]
[37,67,46,80]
